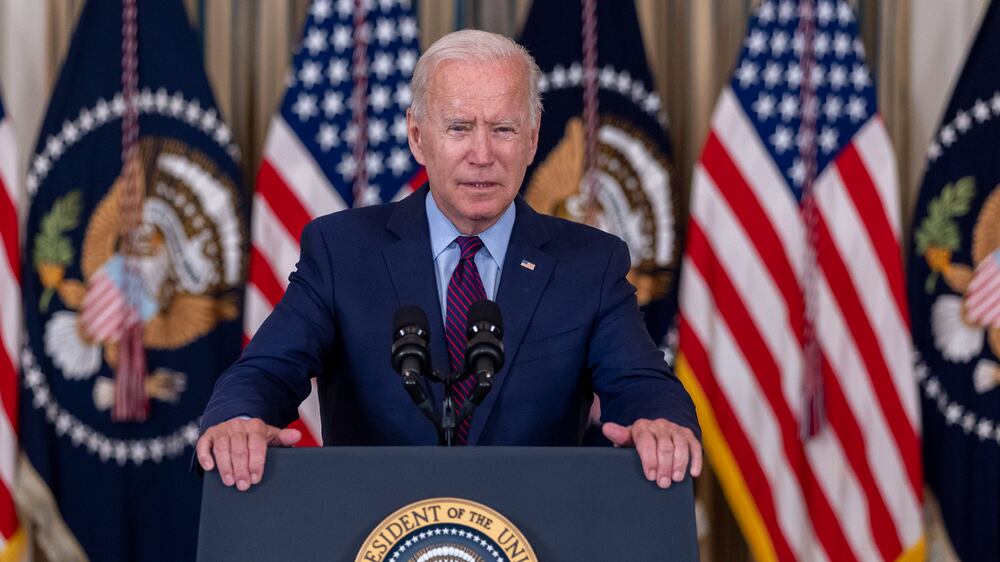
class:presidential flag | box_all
[0,95,26,560]
[910,3,1000,560]
[677,1,922,560]
[248,0,424,446]
[519,0,679,346]
[20,1,245,560]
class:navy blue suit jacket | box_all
[201,187,698,445]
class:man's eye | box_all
[495,127,515,134]
[448,125,469,132]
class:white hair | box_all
[409,29,543,126]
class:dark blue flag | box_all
[20,1,245,560]
[910,3,1000,560]
[518,0,679,346]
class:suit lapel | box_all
[467,198,553,445]
[383,187,448,407]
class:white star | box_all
[770,125,794,153]
[745,29,768,56]
[786,63,803,90]
[45,136,64,158]
[201,109,218,131]
[291,93,318,121]
[304,27,328,55]
[394,83,412,107]
[335,0,352,18]
[374,18,396,45]
[962,412,977,433]
[823,95,843,121]
[616,70,633,94]
[925,378,941,397]
[778,0,795,23]
[391,115,408,143]
[336,154,356,180]
[366,151,384,175]
[70,424,87,445]
[299,60,323,89]
[817,0,834,25]
[111,93,127,116]
[642,93,661,113]
[809,64,826,88]
[819,126,838,153]
[168,93,184,116]
[214,125,232,145]
[55,412,72,434]
[388,147,411,176]
[828,64,847,90]
[833,32,851,58]
[95,99,112,122]
[599,66,616,89]
[735,60,759,88]
[372,52,394,79]
[973,99,991,122]
[837,1,855,26]
[814,33,830,57]
[327,59,349,85]
[397,49,418,75]
[322,91,344,117]
[377,0,394,12]
[184,100,202,124]
[763,62,783,88]
[940,124,956,146]
[770,31,789,56]
[779,94,798,121]
[149,439,166,462]
[130,442,149,463]
[311,0,333,22]
[977,419,995,441]
[850,64,871,91]
[370,86,391,113]
[788,158,807,186]
[758,1,775,24]
[331,25,352,52]
[945,403,962,424]
[551,65,567,89]
[567,63,582,85]
[316,123,339,151]
[368,119,388,145]
[114,441,129,465]
[846,95,867,122]
[399,17,418,42]
[752,92,776,120]
[955,110,972,132]
[62,121,80,143]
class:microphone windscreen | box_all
[466,299,503,333]
[393,305,429,338]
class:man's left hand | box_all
[602,418,702,489]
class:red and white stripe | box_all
[0,108,24,553]
[248,115,425,446]
[679,88,922,561]
[965,254,1000,326]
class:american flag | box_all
[676,1,923,560]
[0,98,24,557]
[247,0,424,445]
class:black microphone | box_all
[391,305,432,407]
[460,300,504,417]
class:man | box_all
[196,30,701,492]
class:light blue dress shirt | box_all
[425,191,516,323]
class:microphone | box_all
[460,300,504,416]
[391,305,432,407]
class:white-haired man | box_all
[197,29,702,492]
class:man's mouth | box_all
[459,181,499,188]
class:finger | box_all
[654,429,676,489]
[195,434,216,471]
[689,434,704,478]
[601,422,633,447]
[669,430,690,483]
[632,426,658,483]
[212,434,235,487]
[247,429,269,485]
[272,427,302,447]
[229,430,252,491]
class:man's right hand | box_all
[195,418,301,491]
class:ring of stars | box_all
[27,88,241,196]
[926,90,1000,162]
[537,62,667,126]
[915,354,1000,446]
[21,345,201,466]
[385,526,506,562]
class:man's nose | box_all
[466,128,495,166]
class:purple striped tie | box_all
[446,236,487,444]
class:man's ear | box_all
[527,118,541,162]
[407,109,426,165]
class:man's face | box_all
[407,58,539,234]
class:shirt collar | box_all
[426,190,516,267]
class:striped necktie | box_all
[445,236,487,444]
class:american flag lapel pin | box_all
[520,259,536,271]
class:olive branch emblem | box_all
[914,177,976,293]
[33,190,82,312]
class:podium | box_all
[197,447,698,561]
